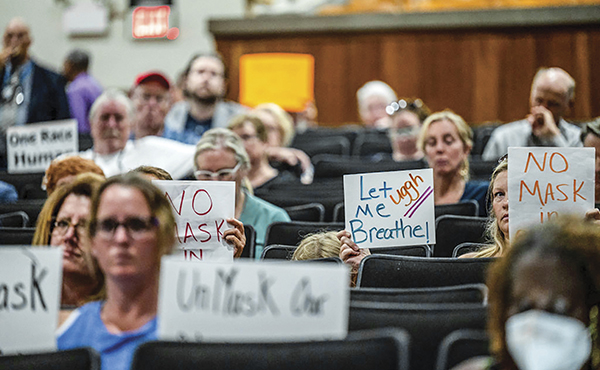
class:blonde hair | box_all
[194,128,250,172]
[292,231,341,261]
[474,159,509,258]
[417,110,473,180]
[254,103,295,147]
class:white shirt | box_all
[78,136,196,179]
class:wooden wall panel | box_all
[215,25,599,127]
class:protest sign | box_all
[508,147,595,241]
[153,180,235,261]
[6,119,78,173]
[239,53,314,112]
[0,247,62,354]
[158,258,349,342]
[344,169,435,248]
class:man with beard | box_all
[163,53,247,145]
[0,17,70,166]
[75,88,195,179]
[130,71,171,139]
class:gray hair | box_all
[193,128,250,171]
[356,80,397,108]
[531,67,576,102]
[89,88,135,123]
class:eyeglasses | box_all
[498,153,508,164]
[51,218,89,237]
[386,99,425,116]
[194,163,241,181]
[92,216,157,240]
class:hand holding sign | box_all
[153,180,236,261]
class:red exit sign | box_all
[132,6,179,40]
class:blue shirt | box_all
[57,301,157,370]
[461,180,489,217]
[239,190,291,258]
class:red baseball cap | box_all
[133,71,171,90]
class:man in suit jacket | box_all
[0,17,71,167]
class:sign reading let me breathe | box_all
[344,169,436,248]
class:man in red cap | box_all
[130,71,172,140]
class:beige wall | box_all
[0,0,245,89]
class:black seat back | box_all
[264,221,344,247]
[357,254,496,288]
[434,215,488,257]
[350,284,488,304]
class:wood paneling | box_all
[215,25,600,126]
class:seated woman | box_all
[292,231,341,261]
[194,128,291,258]
[417,110,488,216]
[460,158,509,258]
[386,98,431,162]
[33,173,105,307]
[57,174,176,370]
[228,113,299,191]
[253,103,313,184]
[453,216,600,370]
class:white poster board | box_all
[158,258,349,342]
[508,147,595,241]
[0,247,62,354]
[153,180,235,262]
[343,169,435,248]
[6,119,78,173]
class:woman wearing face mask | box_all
[453,216,600,370]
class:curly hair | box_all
[487,216,600,370]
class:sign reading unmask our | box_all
[158,258,349,342]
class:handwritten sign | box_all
[158,258,349,342]
[344,169,435,248]
[6,119,78,174]
[239,53,314,112]
[508,147,595,241]
[0,247,62,354]
[153,180,235,262]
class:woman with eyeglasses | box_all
[57,174,176,370]
[194,128,291,258]
[228,113,299,191]
[386,98,431,162]
[33,173,105,307]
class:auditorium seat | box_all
[131,328,410,370]
[0,347,100,370]
[284,203,326,222]
[350,284,488,305]
[0,199,45,226]
[239,224,256,259]
[435,329,490,370]
[0,227,36,245]
[349,301,487,370]
[434,215,487,257]
[264,221,344,247]
[453,242,489,257]
[356,254,495,288]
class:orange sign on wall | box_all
[239,53,315,112]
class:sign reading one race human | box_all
[153,180,235,261]
[507,147,595,241]
[6,119,78,173]
[0,247,62,354]
[158,258,349,342]
[343,169,435,248]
